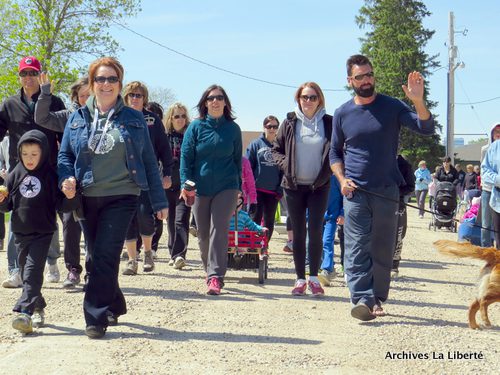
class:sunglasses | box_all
[351,71,375,81]
[300,95,318,102]
[206,95,225,102]
[265,124,279,130]
[173,114,187,119]
[127,93,144,99]
[19,70,39,77]
[94,76,119,84]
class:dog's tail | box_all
[434,240,500,266]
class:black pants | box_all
[62,212,83,272]
[284,185,330,279]
[392,198,408,268]
[151,217,163,251]
[166,189,191,259]
[337,224,345,266]
[125,190,155,241]
[13,232,52,314]
[249,191,279,240]
[81,195,137,327]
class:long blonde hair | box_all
[164,102,191,134]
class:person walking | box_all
[271,82,332,297]
[414,160,431,218]
[180,85,241,295]
[58,57,167,338]
[330,54,435,321]
[246,115,283,241]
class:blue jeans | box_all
[81,194,138,327]
[343,185,399,308]
[481,190,494,247]
[321,201,343,273]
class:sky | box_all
[107,0,500,145]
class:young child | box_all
[229,198,266,235]
[0,130,77,334]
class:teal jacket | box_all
[180,115,242,196]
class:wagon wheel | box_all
[258,257,266,284]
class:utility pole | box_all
[446,12,466,164]
[446,12,456,164]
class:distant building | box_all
[241,131,262,155]
[454,140,488,166]
[442,137,465,147]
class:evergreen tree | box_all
[356,0,444,169]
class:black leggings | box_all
[284,185,329,279]
[249,191,279,240]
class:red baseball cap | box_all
[18,56,42,72]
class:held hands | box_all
[156,208,168,220]
[336,216,345,225]
[61,177,76,199]
[402,71,424,103]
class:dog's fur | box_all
[434,240,500,329]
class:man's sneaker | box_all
[31,309,45,328]
[85,325,106,339]
[291,279,307,296]
[283,240,293,253]
[151,250,158,259]
[45,263,60,283]
[317,269,335,287]
[12,313,33,334]
[2,272,22,288]
[173,256,186,270]
[62,268,81,288]
[143,251,155,272]
[122,260,138,275]
[207,277,222,295]
[308,280,325,297]
[168,258,175,266]
[334,264,345,278]
[189,225,198,237]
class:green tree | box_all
[356,0,444,169]
[0,0,141,99]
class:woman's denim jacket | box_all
[57,105,167,212]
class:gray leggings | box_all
[193,189,239,280]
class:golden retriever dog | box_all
[434,240,500,329]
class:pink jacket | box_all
[241,156,257,204]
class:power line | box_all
[456,96,500,105]
[455,74,489,135]
[110,19,346,92]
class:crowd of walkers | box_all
[0,53,498,338]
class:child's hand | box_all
[61,177,76,199]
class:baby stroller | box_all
[428,181,457,232]
[227,200,269,284]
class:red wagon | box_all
[227,230,269,284]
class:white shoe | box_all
[173,256,186,269]
[317,269,335,287]
[31,309,45,328]
[45,264,60,283]
[151,250,158,259]
[168,258,175,266]
[2,272,22,288]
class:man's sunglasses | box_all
[19,70,39,77]
[94,76,120,84]
[351,71,375,81]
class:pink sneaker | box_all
[308,280,325,297]
[207,277,222,295]
[291,279,307,296]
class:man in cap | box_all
[0,56,66,288]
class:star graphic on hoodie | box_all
[24,180,36,192]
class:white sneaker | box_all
[173,256,186,269]
[334,264,345,278]
[2,272,22,288]
[317,269,336,287]
[151,250,158,259]
[31,309,45,328]
[12,313,33,334]
[168,258,175,266]
[45,264,60,283]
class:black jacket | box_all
[397,155,415,197]
[0,88,65,171]
[436,165,459,185]
[143,109,173,177]
[271,112,333,190]
[0,130,77,234]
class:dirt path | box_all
[0,208,498,375]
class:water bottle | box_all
[184,180,196,207]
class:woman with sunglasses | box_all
[58,57,168,338]
[121,81,172,276]
[163,102,191,270]
[436,156,459,185]
[271,82,332,297]
[246,115,283,241]
[180,84,241,295]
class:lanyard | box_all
[89,108,115,154]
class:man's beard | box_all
[353,84,375,98]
